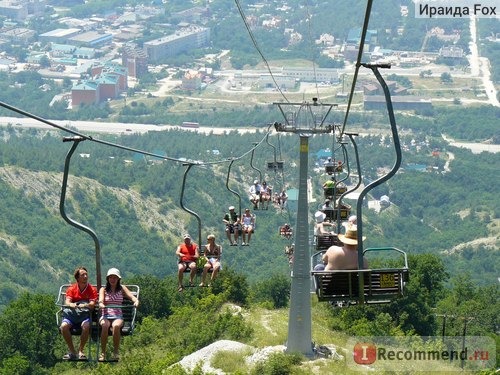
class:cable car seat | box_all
[56,284,140,338]
[311,247,409,305]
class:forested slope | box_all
[0,106,498,309]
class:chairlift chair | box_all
[314,234,342,250]
[267,160,284,171]
[310,247,409,305]
[324,181,348,199]
[324,160,343,175]
[55,284,140,359]
[323,202,351,221]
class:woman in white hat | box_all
[314,211,336,236]
[98,268,139,361]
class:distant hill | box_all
[0,114,498,309]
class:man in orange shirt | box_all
[60,266,98,360]
[176,234,199,292]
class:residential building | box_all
[39,28,81,44]
[71,80,100,106]
[143,26,210,63]
[282,67,339,83]
[122,43,148,78]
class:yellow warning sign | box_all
[380,273,395,288]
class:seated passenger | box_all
[60,267,98,360]
[277,189,288,209]
[98,268,139,362]
[280,223,293,239]
[323,226,368,270]
[322,199,331,210]
[323,177,336,198]
[248,180,261,210]
[200,234,222,287]
[241,208,255,246]
[341,215,357,232]
[223,206,240,246]
[314,211,336,236]
[284,243,294,265]
[260,181,272,209]
[176,234,199,292]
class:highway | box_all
[0,116,258,135]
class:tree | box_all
[440,72,453,83]
[38,55,50,68]
[127,275,172,319]
[213,268,250,307]
[0,293,59,370]
[251,273,290,308]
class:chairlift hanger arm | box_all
[250,142,263,182]
[180,163,202,246]
[354,64,401,304]
[355,63,402,249]
[225,159,242,215]
[265,133,278,162]
[60,137,102,289]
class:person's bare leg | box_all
[100,319,111,359]
[112,320,123,359]
[78,322,90,356]
[61,323,76,355]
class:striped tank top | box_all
[102,289,123,319]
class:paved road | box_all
[468,16,499,107]
[0,116,259,135]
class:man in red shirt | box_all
[176,234,199,292]
[60,266,98,360]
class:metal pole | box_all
[356,63,401,304]
[286,135,313,357]
[225,159,242,224]
[180,163,202,248]
[250,142,262,182]
[274,99,335,358]
[60,136,102,289]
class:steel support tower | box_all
[273,98,336,357]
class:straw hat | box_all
[338,226,365,245]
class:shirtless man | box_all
[323,226,368,270]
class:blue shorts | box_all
[62,307,91,326]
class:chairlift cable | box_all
[234,0,290,103]
[0,100,274,168]
[340,0,374,136]
[304,0,321,101]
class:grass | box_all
[235,303,488,375]
[211,348,253,374]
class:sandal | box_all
[78,353,87,360]
[98,353,106,362]
[62,353,77,361]
[177,286,184,292]
[112,353,120,361]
